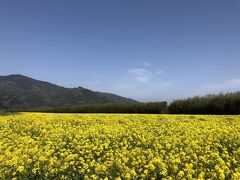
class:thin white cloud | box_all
[142,62,150,67]
[77,65,175,102]
[109,66,175,101]
[156,69,164,76]
[128,68,152,83]
[111,79,175,102]
[93,74,101,78]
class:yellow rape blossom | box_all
[0,113,239,179]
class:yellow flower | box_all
[177,170,184,178]
[17,166,25,173]
[125,173,131,179]
[0,113,239,179]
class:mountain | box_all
[0,74,137,111]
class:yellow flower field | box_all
[0,113,240,179]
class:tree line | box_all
[52,92,240,114]
[168,92,240,115]
[52,102,168,114]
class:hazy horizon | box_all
[1,0,240,102]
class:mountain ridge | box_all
[0,74,137,111]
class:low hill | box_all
[0,74,137,111]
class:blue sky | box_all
[1,0,240,102]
